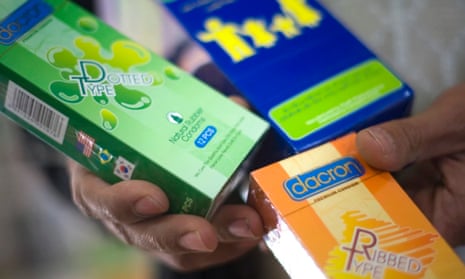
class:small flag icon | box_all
[76,131,95,157]
[98,148,113,164]
[113,156,135,180]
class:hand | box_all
[67,53,264,271]
[356,83,465,246]
[68,159,263,271]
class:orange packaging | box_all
[248,133,465,279]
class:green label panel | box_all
[269,60,402,140]
[0,0,269,216]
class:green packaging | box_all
[0,0,269,217]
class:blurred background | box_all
[1,0,465,278]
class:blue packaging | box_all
[162,0,414,157]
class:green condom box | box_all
[162,0,414,158]
[0,0,269,217]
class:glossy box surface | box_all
[162,0,414,156]
[248,133,465,278]
[0,0,269,217]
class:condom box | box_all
[248,133,465,278]
[162,0,414,159]
[0,0,269,217]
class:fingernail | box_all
[366,127,395,155]
[228,219,257,239]
[133,196,162,216]
[178,231,213,252]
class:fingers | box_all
[356,120,424,171]
[152,205,264,272]
[105,205,263,256]
[356,83,465,171]
[67,159,263,270]
[67,160,169,223]
[211,204,264,242]
[116,214,218,254]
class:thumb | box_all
[356,83,465,171]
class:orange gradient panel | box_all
[251,133,465,278]
[285,205,338,268]
[251,162,309,215]
[324,211,438,278]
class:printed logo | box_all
[195,125,217,148]
[113,156,135,180]
[169,108,206,144]
[284,157,364,201]
[342,228,423,277]
[325,211,438,279]
[196,0,323,62]
[167,112,184,124]
[47,37,157,118]
[76,131,95,157]
[70,60,154,97]
[0,1,52,45]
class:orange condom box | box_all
[248,133,465,279]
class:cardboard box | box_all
[248,133,465,278]
[0,0,269,217]
[162,0,414,157]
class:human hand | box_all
[68,90,261,272]
[356,83,465,246]
[68,159,263,271]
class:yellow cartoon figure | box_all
[242,19,278,48]
[270,14,301,38]
[277,0,322,27]
[197,18,255,62]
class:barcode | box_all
[5,81,69,144]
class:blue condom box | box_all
[162,0,414,158]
